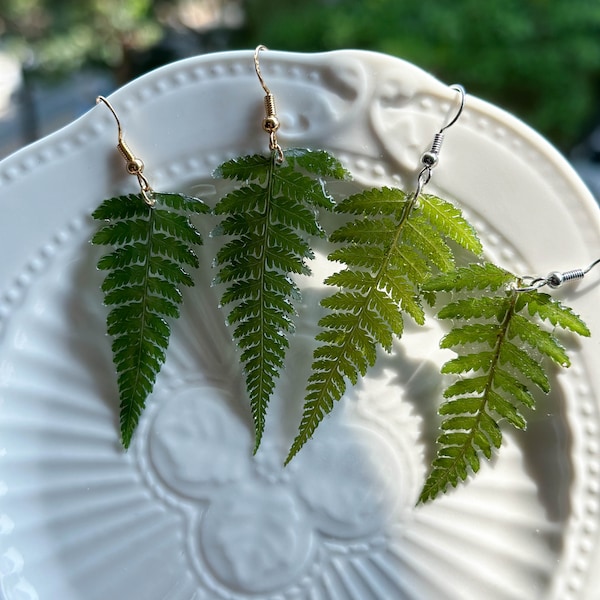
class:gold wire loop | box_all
[253,45,271,95]
[253,45,284,163]
[96,95,155,207]
[270,132,285,163]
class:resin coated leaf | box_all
[286,188,483,464]
[212,149,349,452]
[419,262,590,502]
[92,192,208,448]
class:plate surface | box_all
[0,49,599,600]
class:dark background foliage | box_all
[2,0,600,154]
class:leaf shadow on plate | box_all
[515,378,572,525]
[380,322,447,475]
[67,233,122,437]
[165,238,253,429]
[25,218,252,599]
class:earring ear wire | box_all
[422,84,465,164]
[407,85,466,208]
[253,45,284,163]
[514,257,600,292]
[96,96,154,206]
[440,84,466,132]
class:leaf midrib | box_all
[120,206,155,447]
[252,151,278,451]
[434,292,517,488]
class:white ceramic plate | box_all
[0,49,599,600]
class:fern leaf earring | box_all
[419,259,594,502]
[92,96,208,448]
[211,46,350,452]
[286,85,484,464]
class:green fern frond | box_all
[423,261,512,292]
[212,149,349,452]
[285,148,351,181]
[419,262,590,502]
[92,192,208,448]
[285,187,483,464]
[419,194,483,255]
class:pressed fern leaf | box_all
[285,188,483,464]
[92,192,208,448]
[212,148,349,452]
[419,262,590,502]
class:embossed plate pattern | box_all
[0,50,599,599]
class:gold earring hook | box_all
[96,95,155,206]
[96,95,125,139]
[253,45,284,163]
[254,44,271,95]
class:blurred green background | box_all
[2,0,600,161]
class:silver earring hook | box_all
[409,84,466,208]
[514,258,600,292]
[420,85,466,170]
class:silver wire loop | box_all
[96,95,155,207]
[514,258,600,292]
[254,45,284,164]
[410,167,433,205]
[440,85,466,133]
